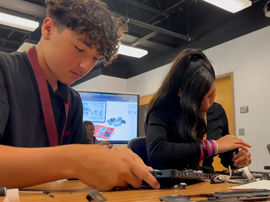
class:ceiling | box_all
[0,0,270,86]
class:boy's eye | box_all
[75,46,85,52]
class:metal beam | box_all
[0,25,31,35]
[128,0,148,14]
[7,30,14,38]
[21,34,29,41]
[119,0,168,16]
[122,33,174,51]
[131,31,157,46]
[0,38,21,46]
[147,0,186,23]
[156,0,162,11]
[115,14,192,41]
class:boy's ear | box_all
[178,88,183,98]
[41,18,56,40]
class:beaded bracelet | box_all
[205,140,213,156]
[200,139,218,158]
[209,139,218,155]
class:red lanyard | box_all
[27,47,70,146]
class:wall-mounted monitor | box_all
[78,91,139,144]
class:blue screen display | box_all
[79,91,139,144]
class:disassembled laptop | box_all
[160,189,270,202]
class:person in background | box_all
[145,48,251,173]
[0,0,159,191]
[84,121,113,149]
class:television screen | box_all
[78,91,139,144]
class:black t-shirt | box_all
[146,96,234,172]
[0,51,90,147]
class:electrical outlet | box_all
[238,128,245,136]
[240,106,249,113]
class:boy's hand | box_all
[74,145,160,191]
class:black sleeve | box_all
[218,105,235,168]
[0,62,9,139]
[146,107,201,169]
[71,91,90,144]
[77,122,91,144]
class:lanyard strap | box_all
[27,47,70,146]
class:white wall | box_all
[127,63,172,96]
[73,75,102,91]
[204,26,270,172]
[73,75,127,92]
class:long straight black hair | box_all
[144,48,215,141]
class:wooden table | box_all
[0,180,241,202]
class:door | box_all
[212,72,236,171]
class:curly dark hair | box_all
[83,120,94,126]
[45,0,126,66]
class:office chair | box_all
[264,144,270,170]
[127,136,150,166]
[267,144,270,154]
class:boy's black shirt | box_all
[0,51,90,147]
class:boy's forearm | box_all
[0,145,77,188]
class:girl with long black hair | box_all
[145,48,251,172]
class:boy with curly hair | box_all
[0,0,159,191]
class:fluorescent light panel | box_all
[17,42,36,52]
[118,44,148,58]
[0,12,39,32]
[203,0,252,13]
